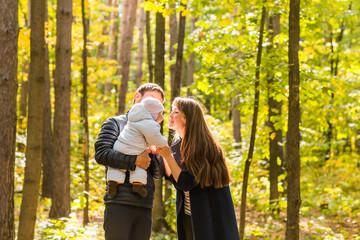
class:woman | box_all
[158,97,239,240]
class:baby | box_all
[107,97,167,198]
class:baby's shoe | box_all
[132,183,147,198]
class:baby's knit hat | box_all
[141,97,164,121]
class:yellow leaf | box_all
[219,18,232,28]
[181,10,190,17]
[270,132,276,140]
[163,8,173,17]
[142,1,156,11]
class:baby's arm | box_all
[140,121,168,148]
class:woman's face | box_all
[168,105,186,134]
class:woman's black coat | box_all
[166,139,240,240]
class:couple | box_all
[95,83,239,240]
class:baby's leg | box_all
[130,167,147,197]
[129,167,147,185]
[107,167,126,198]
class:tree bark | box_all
[169,3,178,95]
[186,16,197,97]
[19,78,28,120]
[117,0,138,114]
[232,92,241,148]
[145,2,153,82]
[97,0,112,58]
[107,0,117,60]
[152,10,166,232]
[172,5,187,101]
[42,0,53,199]
[105,0,118,100]
[286,0,301,238]
[326,3,349,159]
[50,0,72,218]
[0,1,18,239]
[266,13,282,209]
[135,0,145,87]
[18,0,45,238]
[81,0,90,225]
[167,2,178,155]
[239,2,266,239]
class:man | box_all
[95,83,165,240]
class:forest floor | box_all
[241,207,360,239]
[13,196,360,239]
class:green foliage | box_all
[14,0,360,238]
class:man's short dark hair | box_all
[136,83,165,101]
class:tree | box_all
[186,16,197,97]
[105,0,118,101]
[325,3,351,160]
[266,13,283,210]
[19,77,28,120]
[145,0,154,82]
[117,0,138,114]
[136,0,145,87]
[172,4,187,101]
[81,0,90,226]
[0,1,18,239]
[107,0,117,61]
[18,0,45,238]
[286,0,301,238]
[239,2,267,239]
[42,0,53,199]
[232,92,242,148]
[152,10,166,232]
[50,0,73,218]
[165,1,178,214]
[169,3,178,94]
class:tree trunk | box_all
[0,1,18,239]
[135,0,145,87]
[232,92,241,148]
[172,5,187,100]
[107,0,117,60]
[19,78,28,120]
[18,0,45,238]
[105,0,118,101]
[50,0,72,218]
[152,10,166,232]
[266,13,282,210]
[97,0,112,58]
[326,5,348,159]
[187,16,197,97]
[239,2,266,239]
[169,3,178,95]
[42,0,53,199]
[145,2,153,82]
[81,0,90,225]
[167,2,178,155]
[117,0,138,114]
[286,0,301,238]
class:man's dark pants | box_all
[104,203,152,240]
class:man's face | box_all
[134,90,164,104]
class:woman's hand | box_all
[157,146,172,158]
[157,146,181,181]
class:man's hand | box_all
[135,150,151,170]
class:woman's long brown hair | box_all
[173,97,230,188]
